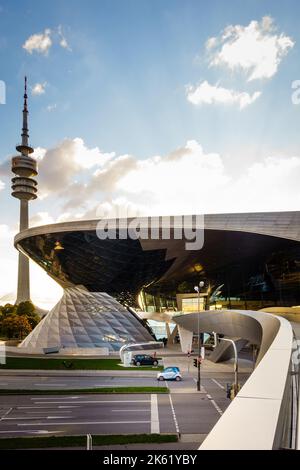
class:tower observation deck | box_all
[11,77,38,303]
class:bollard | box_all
[87,434,92,450]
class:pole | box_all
[197,289,201,391]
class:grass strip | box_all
[0,357,163,371]
[0,433,178,449]
[0,386,169,395]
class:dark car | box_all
[131,354,158,366]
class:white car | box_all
[157,366,182,381]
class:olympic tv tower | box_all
[11,77,38,303]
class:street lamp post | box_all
[194,280,205,391]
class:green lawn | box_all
[0,387,168,395]
[0,357,163,371]
[0,433,178,449]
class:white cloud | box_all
[58,25,71,51]
[31,82,47,96]
[35,138,115,199]
[47,103,57,112]
[72,138,115,169]
[28,137,300,217]
[107,143,300,215]
[207,16,294,81]
[186,80,261,109]
[0,179,4,190]
[23,26,71,56]
[23,28,52,55]
[205,36,218,50]
[30,212,55,227]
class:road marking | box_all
[3,416,69,420]
[17,420,150,426]
[168,395,179,434]
[58,406,79,409]
[111,409,149,412]
[34,384,67,387]
[17,406,79,409]
[31,396,80,400]
[211,378,225,390]
[206,394,223,416]
[150,394,160,434]
[0,430,63,434]
[25,410,73,413]
[0,408,12,421]
[33,400,150,405]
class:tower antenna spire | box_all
[21,75,29,147]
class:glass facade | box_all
[17,227,300,311]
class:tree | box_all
[16,301,40,329]
[16,301,35,316]
[1,303,16,316]
[1,315,32,339]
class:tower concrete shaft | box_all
[12,77,38,304]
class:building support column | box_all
[178,325,193,353]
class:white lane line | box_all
[34,384,67,387]
[17,406,79,409]
[168,395,179,434]
[211,378,225,390]
[31,396,80,400]
[33,400,150,405]
[17,420,150,426]
[206,394,223,416]
[150,394,160,434]
[59,406,79,409]
[111,409,149,412]
[0,430,62,434]
[3,416,69,420]
[25,411,73,414]
[0,408,12,421]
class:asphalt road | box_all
[0,372,250,439]
[0,372,250,393]
[0,375,166,390]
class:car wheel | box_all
[159,376,164,381]
[136,361,141,366]
[153,360,158,366]
[175,376,182,381]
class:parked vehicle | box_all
[157,366,182,381]
[131,354,158,366]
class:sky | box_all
[0,0,300,308]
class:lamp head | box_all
[194,286,199,293]
[199,281,205,288]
